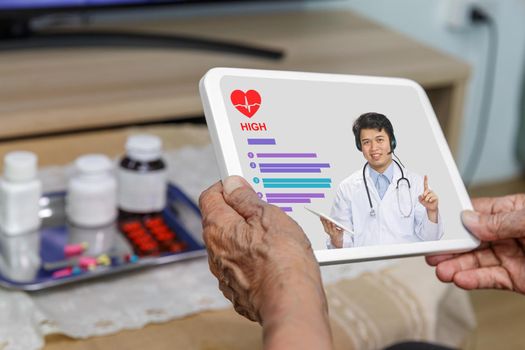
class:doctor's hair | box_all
[352,112,396,152]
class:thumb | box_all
[461,209,525,241]
[223,175,265,220]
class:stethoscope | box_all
[362,159,413,218]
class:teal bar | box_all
[262,178,332,183]
[263,184,332,188]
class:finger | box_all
[221,258,250,290]
[222,176,266,220]
[471,195,525,214]
[428,195,437,203]
[207,255,220,279]
[326,221,336,235]
[329,221,343,232]
[435,248,501,282]
[199,181,223,213]
[218,279,236,304]
[453,266,513,291]
[320,218,329,229]
[424,192,434,202]
[471,197,501,214]
[424,175,429,191]
[462,209,525,241]
[425,254,456,266]
[199,181,243,229]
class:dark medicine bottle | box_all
[118,134,167,220]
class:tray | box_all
[0,184,206,291]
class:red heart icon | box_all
[230,89,261,118]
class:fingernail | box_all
[461,210,480,225]
[223,176,245,195]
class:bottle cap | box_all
[125,134,162,162]
[75,154,113,175]
[3,151,38,182]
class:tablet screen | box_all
[212,73,471,252]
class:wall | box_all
[306,0,525,185]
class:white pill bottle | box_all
[66,154,117,228]
[0,151,42,235]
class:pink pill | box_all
[52,267,73,279]
[64,242,88,257]
[79,256,98,270]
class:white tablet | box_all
[199,67,479,265]
[304,207,355,236]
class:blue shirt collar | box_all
[368,161,394,184]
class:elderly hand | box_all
[426,194,525,293]
[199,176,332,349]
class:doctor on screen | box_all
[321,112,444,248]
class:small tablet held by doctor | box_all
[304,206,354,235]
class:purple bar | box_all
[260,168,321,173]
[248,138,276,145]
[257,153,317,158]
[280,207,293,212]
[268,198,312,204]
[259,163,330,168]
[266,193,325,198]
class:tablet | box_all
[304,207,354,235]
[199,67,479,265]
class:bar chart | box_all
[246,138,332,213]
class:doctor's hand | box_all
[426,194,525,294]
[320,217,344,249]
[199,176,332,349]
[418,176,439,222]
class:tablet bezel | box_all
[199,67,480,265]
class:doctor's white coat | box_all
[328,164,444,248]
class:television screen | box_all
[0,1,207,10]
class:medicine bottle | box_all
[0,151,42,235]
[66,154,117,228]
[118,134,167,217]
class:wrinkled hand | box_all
[320,217,343,248]
[418,175,439,212]
[199,176,326,323]
[426,194,525,293]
